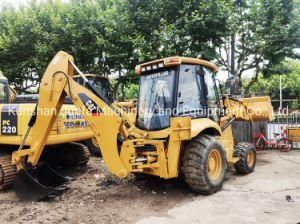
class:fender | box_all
[190,118,222,138]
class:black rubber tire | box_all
[182,134,226,195]
[84,138,101,157]
[234,142,256,174]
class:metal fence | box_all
[232,111,300,148]
[267,112,300,138]
[232,121,267,143]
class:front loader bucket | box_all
[241,96,274,121]
[14,163,72,201]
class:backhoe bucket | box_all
[14,163,72,201]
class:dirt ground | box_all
[0,150,299,224]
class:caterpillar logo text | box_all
[78,93,102,116]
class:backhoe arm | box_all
[12,51,128,178]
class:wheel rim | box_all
[247,150,255,167]
[208,149,222,181]
[91,137,99,148]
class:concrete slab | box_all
[137,151,300,224]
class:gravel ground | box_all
[0,150,299,224]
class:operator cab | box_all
[0,71,16,103]
[74,74,113,103]
[135,57,220,131]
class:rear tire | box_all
[182,134,226,195]
[234,142,256,174]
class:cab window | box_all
[136,70,175,130]
[203,68,219,121]
[176,64,205,117]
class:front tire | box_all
[234,142,256,174]
[182,134,226,195]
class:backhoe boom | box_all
[12,51,128,178]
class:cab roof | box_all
[135,56,218,75]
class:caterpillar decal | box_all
[78,93,102,116]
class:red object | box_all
[253,131,292,152]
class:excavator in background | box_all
[11,51,273,200]
[0,72,17,103]
[74,74,113,103]
[0,72,94,191]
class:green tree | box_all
[113,0,232,99]
[248,59,300,109]
[0,3,42,91]
[0,0,128,92]
[128,0,231,61]
[216,0,299,94]
[1,0,297,99]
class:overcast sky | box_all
[1,0,28,8]
[0,0,69,8]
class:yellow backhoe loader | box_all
[11,51,273,200]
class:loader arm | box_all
[12,51,128,178]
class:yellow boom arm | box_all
[12,51,128,178]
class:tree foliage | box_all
[0,0,298,98]
[216,0,299,94]
[248,59,300,109]
[0,0,231,94]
